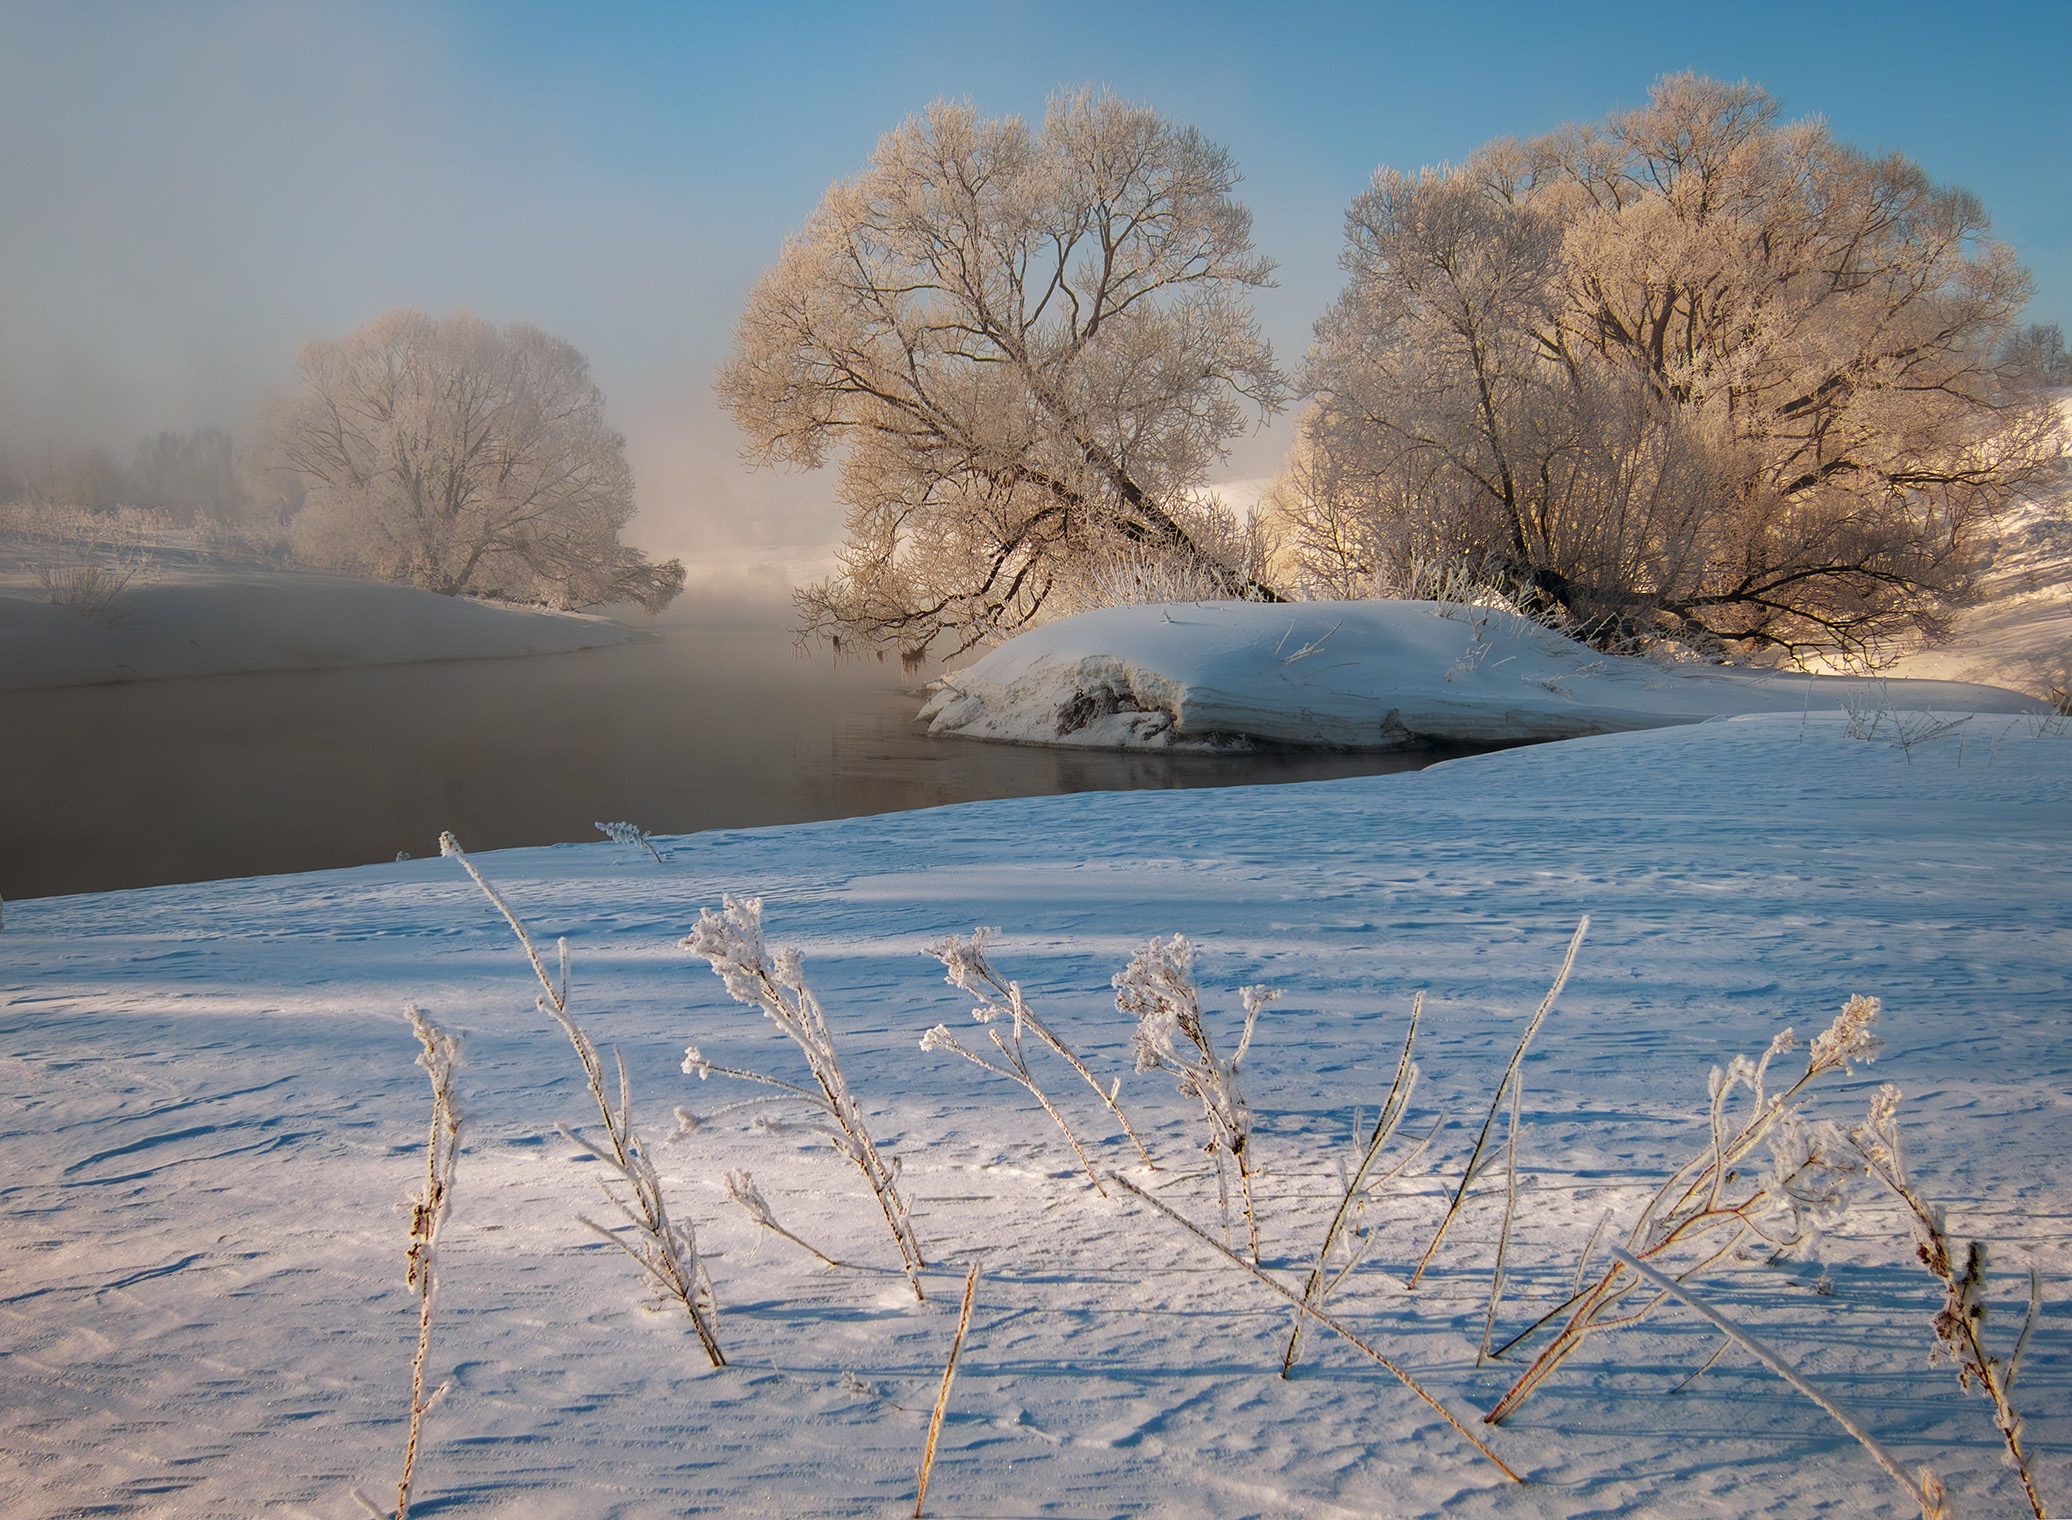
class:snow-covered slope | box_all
[0,570,632,689]
[920,599,2046,750]
[3,713,2067,1518]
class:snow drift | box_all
[918,600,2048,750]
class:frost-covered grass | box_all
[1,713,2068,1518]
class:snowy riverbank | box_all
[3,712,2066,1517]
[920,599,2047,750]
[0,569,634,689]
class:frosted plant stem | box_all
[922,1025,1105,1193]
[914,1263,980,1519]
[1611,1251,1947,1520]
[1667,1334,1729,1394]
[931,932,1154,1167]
[1855,1090,2049,1519]
[687,896,927,1300]
[1478,1014,1532,1363]
[1284,992,1423,1376]
[394,1006,462,1520]
[1112,1174,1520,1483]
[1410,918,1586,1289]
[440,833,725,1366]
[1486,994,1882,1423]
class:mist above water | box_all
[2,596,1494,901]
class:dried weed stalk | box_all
[684,894,927,1299]
[1410,917,1588,1290]
[921,929,1153,1194]
[1854,1085,2049,1519]
[1612,1249,1951,1520]
[1485,994,1881,1423]
[594,820,664,863]
[1283,991,1428,1376]
[913,1263,981,1520]
[386,1006,463,1520]
[1112,1173,1519,1484]
[1115,935,1277,1257]
[723,1170,852,1269]
[439,833,724,1366]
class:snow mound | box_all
[0,570,633,689]
[919,599,2047,749]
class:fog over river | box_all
[2,602,1492,901]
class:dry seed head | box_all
[1809,995,1883,1074]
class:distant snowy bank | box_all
[920,599,2047,751]
[0,569,634,689]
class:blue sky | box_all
[3,0,2065,556]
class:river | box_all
[2,606,1498,900]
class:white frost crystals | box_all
[1116,934,1276,1256]
[682,895,929,1299]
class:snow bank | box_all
[3,714,2067,1517]
[0,570,633,689]
[918,599,2048,749]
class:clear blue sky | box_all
[3,0,2065,557]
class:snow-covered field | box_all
[919,600,2046,752]
[4,710,2067,1518]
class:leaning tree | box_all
[719,91,1288,661]
[1294,73,2064,664]
[271,309,683,612]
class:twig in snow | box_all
[1487,994,1880,1423]
[723,1170,854,1269]
[595,820,665,863]
[922,929,1154,1192]
[1853,1084,2050,1519]
[389,1006,463,1520]
[1284,992,1424,1376]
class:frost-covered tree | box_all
[1296,74,2064,663]
[719,91,1287,660]
[268,310,683,611]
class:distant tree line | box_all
[0,428,247,522]
[723,77,2070,666]
[2,312,683,615]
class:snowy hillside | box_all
[3,712,2067,1518]
[919,599,2045,751]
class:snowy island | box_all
[920,598,2048,750]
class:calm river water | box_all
[3,608,1492,901]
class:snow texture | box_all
[2,711,2067,1517]
[917,599,2047,750]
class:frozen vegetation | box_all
[2,708,2067,1517]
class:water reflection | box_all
[3,619,1494,900]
